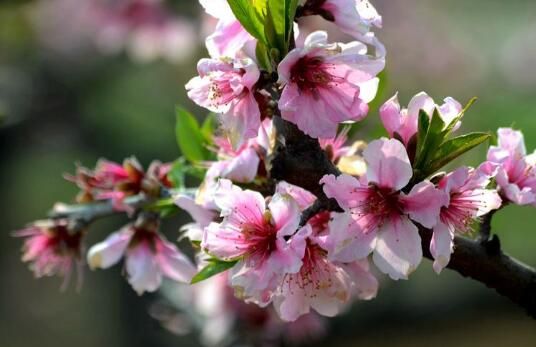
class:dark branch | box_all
[420,228,536,318]
[269,115,536,319]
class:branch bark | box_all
[270,115,536,319]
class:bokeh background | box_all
[1,0,536,346]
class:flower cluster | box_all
[32,0,197,63]
[66,157,172,211]
[14,0,536,345]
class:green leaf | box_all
[145,197,179,218]
[175,106,208,163]
[167,158,188,188]
[191,259,238,284]
[227,0,268,44]
[414,108,446,169]
[428,132,491,173]
[255,42,272,71]
[266,0,299,57]
[201,113,218,144]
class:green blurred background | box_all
[1,0,535,346]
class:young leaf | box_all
[428,132,491,173]
[201,113,218,144]
[414,108,446,169]
[255,41,273,71]
[175,106,208,163]
[191,259,238,284]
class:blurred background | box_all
[1,0,536,346]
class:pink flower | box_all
[175,194,217,242]
[482,128,536,206]
[194,121,274,210]
[278,31,384,138]
[380,92,462,147]
[186,57,261,148]
[320,0,382,38]
[321,138,447,279]
[201,180,306,305]
[430,167,501,273]
[272,217,378,321]
[14,220,84,289]
[87,223,196,294]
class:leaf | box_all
[201,113,218,144]
[191,259,238,284]
[227,0,268,44]
[414,108,446,170]
[255,41,273,71]
[175,106,208,163]
[167,158,188,188]
[428,132,491,173]
[266,0,299,57]
[145,197,179,218]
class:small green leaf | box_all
[191,259,238,284]
[414,108,446,169]
[175,106,208,163]
[255,42,272,71]
[417,109,430,149]
[145,197,179,218]
[167,158,188,188]
[201,113,218,144]
[428,132,491,173]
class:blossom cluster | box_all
[32,0,197,63]
[13,0,536,345]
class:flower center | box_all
[290,56,339,94]
[242,216,278,267]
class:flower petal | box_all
[126,243,162,295]
[400,181,447,228]
[364,138,413,191]
[87,229,132,270]
[372,216,422,280]
[430,222,454,274]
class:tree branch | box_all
[420,228,536,318]
[269,115,536,319]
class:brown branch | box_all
[269,115,536,319]
[420,228,536,318]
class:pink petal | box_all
[201,222,250,260]
[341,259,379,300]
[400,181,447,228]
[372,216,422,280]
[126,243,162,295]
[155,238,196,283]
[175,195,216,227]
[275,181,317,211]
[268,193,301,237]
[363,138,413,191]
[326,212,377,262]
[379,93,402,137]
[497,127,526,156]
[407,91,435,118]
[321,174,367,209]
[220,147,260,183]
[87,229,132,269]
[430,222,454,274]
